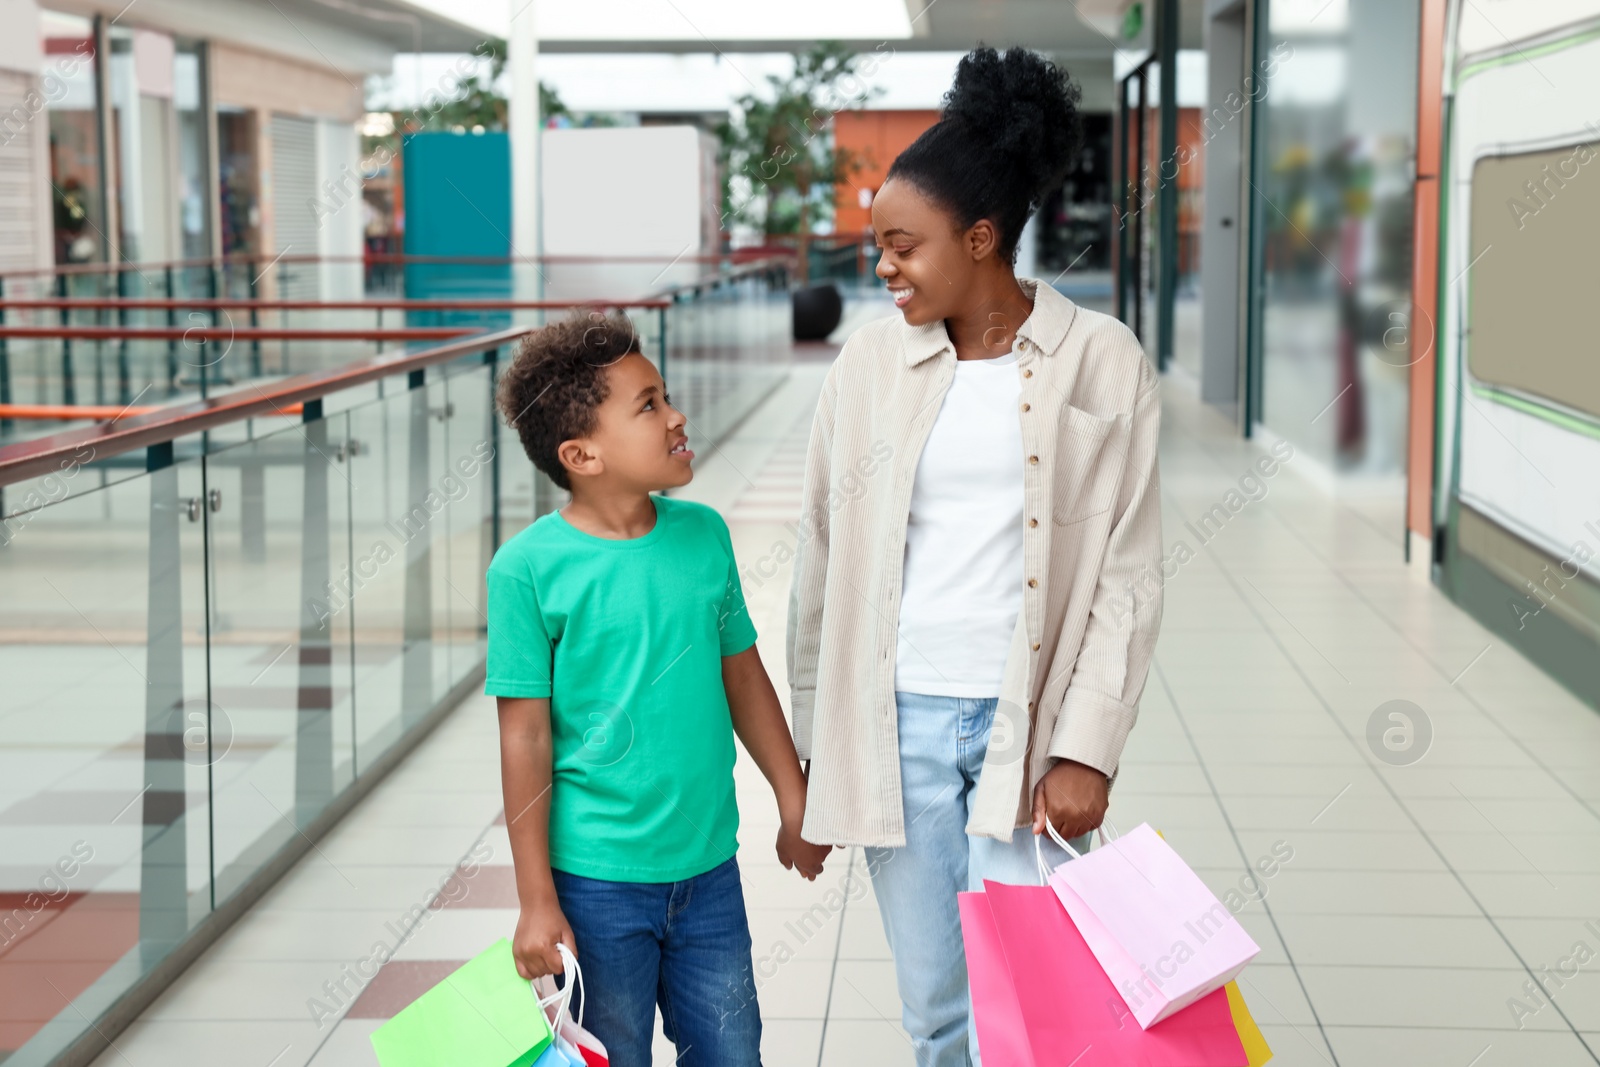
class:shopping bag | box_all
[371,939,554,1067]
[1224,982,1272,1066]
[1045,822,1260,1028]
[961,880,1250,1066]
[532,943,610,1067]
[961,891,1038,1067]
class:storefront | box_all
[1,0,478,301]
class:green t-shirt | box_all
[484,495,757,883]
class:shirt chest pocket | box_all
[1051,404,1130,528]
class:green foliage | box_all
[393,40,577,133]
[715,42,883,238]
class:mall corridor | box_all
[80,349,1600,1067]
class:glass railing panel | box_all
[440,356,497,682]
[0,438,212,1067]
[345,369,449,772]
[665,270,791,449]
[200,410,355,906]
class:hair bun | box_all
[942,47,1081,200]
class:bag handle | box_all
[1032,817,1121,885]
[534,943,585,1032]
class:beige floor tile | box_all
[817,1018,918,1066]
[1296,965,1568,1030]
[826,960,904,1022]
[89,1020,320,1067]
[835,902,893,962]
[1325,1026,1596,1067]
[1242,868,1481,916]
[307,1018,382,1066]
[1274,913,1521,969]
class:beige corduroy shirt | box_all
[785,279,1163,847]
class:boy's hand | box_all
[511,897,577,980]
[777,817,832,880]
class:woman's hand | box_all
[1031,759,1110,841]
[511,896,577,980]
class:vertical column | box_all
[295,402,334,826]
[1407,0,1448,559]
[1156,0,1179,371]
[400,369,434,726]
[508,0,541,303]
[1114,76,1128,325]
[140,443,188,951]
[92,15,120,266]
[199,41,223,264]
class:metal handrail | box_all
[0,326,482,342]
[0,402,303,420]
[0,250,795,283]
[0,327,525,486]
[0,257,790,483]
[0,297,675,312]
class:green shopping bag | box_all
[371,939,554,1067]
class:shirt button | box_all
[1032,642,1041,651]
[1021,403,1031,413]
[1028,455,1039,465]
[1028,518,1039,528]
[1024,369,1033,378]
[1028,578,1038,589]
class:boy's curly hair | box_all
[497,311,642,490]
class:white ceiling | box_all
[413,0,1207,55]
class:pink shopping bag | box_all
[961,880,1248,1066]
[1045,822,1260,1029]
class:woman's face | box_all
[871,178,980,327]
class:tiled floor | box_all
[87,330,1600,1066]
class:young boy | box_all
[486,312,829,1066]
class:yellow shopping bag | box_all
[1224,981,1273,1066]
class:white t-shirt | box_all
[895,350,1026,697]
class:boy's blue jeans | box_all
[865,692,1085,1067]
[552,856,761,1067]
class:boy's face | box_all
[565,352,694,492]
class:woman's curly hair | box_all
[887,47,1082,262]
[497,310,641,490]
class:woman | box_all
[785,47,1163,1065]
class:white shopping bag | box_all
[533,943,610,1067]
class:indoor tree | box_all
[716,42,881,284]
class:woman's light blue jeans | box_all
[864,692,1084,1067]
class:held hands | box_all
[777,816,832,881]
[1031,759,1110,842]
[776,786,830,880]
[511,895,577,980]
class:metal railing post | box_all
[116,262,131,405]
[488,345,502,553]
[659,303,669,386]
[208,259,221,390]
[247,258,261,377]
[0,275,10,435]
[165,265,178,395]
[57,273,75,405]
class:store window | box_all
[217,107,259,259]
[175,40,211,261]
[41,11,101,265]
[1253,0,1418,472]
[107,26,179,274]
